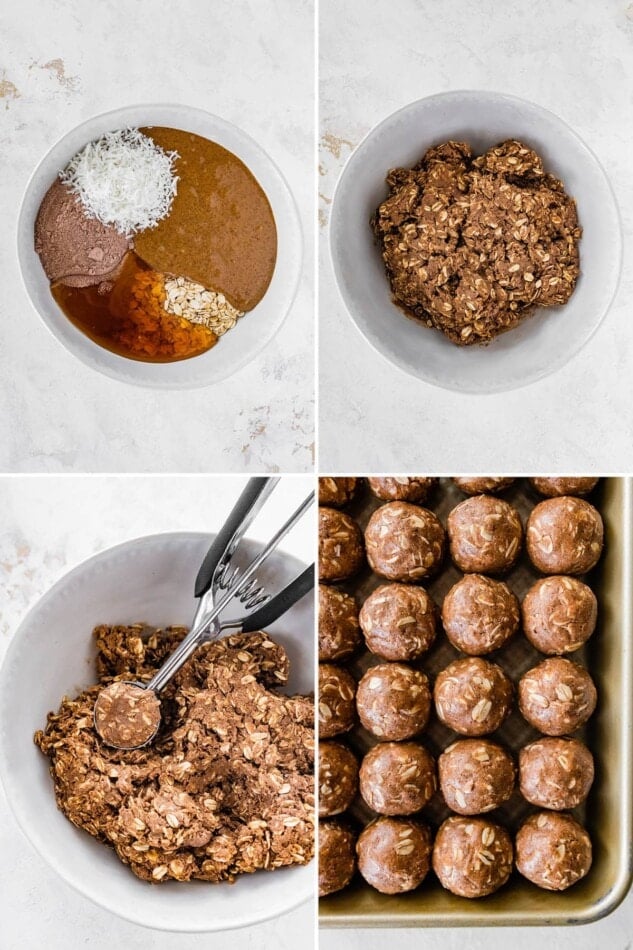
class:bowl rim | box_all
[17,103,304,390]
[328,88,623,394]
[0,530,314,932]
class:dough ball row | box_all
[319,488,603,585]
[319,655,597,740]
[317,476,602,902]
[321,574,597,662]
[320,732,594,821]
[318,476,599,509]
[320,811,592,898]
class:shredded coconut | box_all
[60,128,179,236]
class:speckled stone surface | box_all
[0,0,314,473]
[0,474,315,947]
[319,0,633,472]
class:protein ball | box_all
[515,812,592,891]
[447,496,523,575]
[442,574,519,655]
[319,820,357,896]
[357,817,432,894]
[319,664,357,739]
[356,663,431,741]
[521,576,597,655]
[518,657,597,735]
[319,476,359,508]
[530,477,599,498]
[359,583,437,661]
[319,507,365,583]
[359,741,436,815]
[434,657,513,736]
[519,737,594,810]
[319,585,362,662]
[453,477,515,495]
[368,477,437,504]
[365,502,446,582]
[319,741,359,818]
[526,497,603,575]
[438,739,515,815]
[433,816,513,898]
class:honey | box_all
[52,252,217,362]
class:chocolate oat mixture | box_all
[372,139,581,345]
[35,624,314,884]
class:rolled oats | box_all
[164,276,243,336]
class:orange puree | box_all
[135,127,277,312]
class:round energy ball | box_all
[368,477,437,504]
[526,497,603,575]
[432,816,513,898]
[319,664,357,739]
[319,585,362,662]
[515,812,592,891]
[365,502,446,582]
[359,741,437,816]
[319,476,359,508]
[442,574,519,655]
[447,496,523,575]
[530,477,599,498]
[319,741,359,818]
[359,583,437,661]
[434,657,513,736]
[521,576,597,655]
[356,663,431,741]
[319,507,365,583]
[519,737,594,810]
[319,820,357,896]
[518,657,597,736]
[356,817,433,894]
[453,477,515,495]
[438,739,515,815]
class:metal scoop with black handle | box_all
[93,481,314,750]
[191,476,280,630]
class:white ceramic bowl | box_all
[329,91,622,393]
[18,105,302,389]
[0,532,314,932]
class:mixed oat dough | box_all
[318,476,603,901]
[35,624,314,884]
[372,140,581,346]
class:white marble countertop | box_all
[0,474,315,948]
[0,0,314,473]
[320,902,633,950]
[319,0,633,473]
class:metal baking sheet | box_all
[319,477,633,927]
